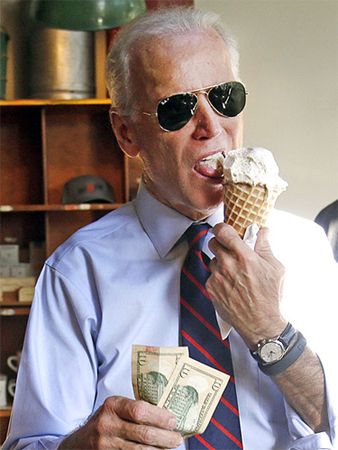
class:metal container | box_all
[0,26,9,99]
[28,27,95,99]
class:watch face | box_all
[260,341,285,364]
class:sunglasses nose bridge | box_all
[192,94,224,138]
[194,89,219,117]
[193,88,220,115]
[194,89,209,103]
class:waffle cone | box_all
[224,183,278,238]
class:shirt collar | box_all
[134,182,224,258]
[134,183,231,338]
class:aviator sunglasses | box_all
[142,81,247,132]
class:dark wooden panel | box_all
[0,107,43,204]
[0,416,10,445]
[42,105,125,204]
[0,212,45,249]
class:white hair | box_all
[105,7,240,115]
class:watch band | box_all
[278,322,297,347]
[258,331,307,376]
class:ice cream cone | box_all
[224,182,279,238]
[220,147,287,238]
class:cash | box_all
[132,345,229,437]
[132,345,189,405]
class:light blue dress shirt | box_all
[4,184,338,450]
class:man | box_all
[315,199,338,262]
[4,7,337,450]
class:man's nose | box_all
[191,94,223,139]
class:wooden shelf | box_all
[0,204,123,212]
[0,408,12,418]
[0,98,111,106]
[0,305,31,316]
[0,301,32,306]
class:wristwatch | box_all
[251,322,297,366]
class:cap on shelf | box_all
[62,175,115,204]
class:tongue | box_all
[195,161,223,178]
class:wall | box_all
[1,0,337,219]
[196,0,338,219]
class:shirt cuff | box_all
[215,312,232,339]
[284,402,333,449]
[4,435,65,450]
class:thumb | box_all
[254,227,274,261]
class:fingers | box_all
[208,224,245,277]
[210,223,275,264]
[104,397,183,449]
[118,421,183,448]
[107,397,177,430]
[59,396,183,450]
[210,223,245,255]
[254,227,273,257]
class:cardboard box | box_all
[0,277,36,302]
[0,245,19,266]
[10,263,33,278]
[18,286,35,303]
[0,266,10,277]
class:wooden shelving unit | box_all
[0,99,130,253]
[0,98,141,442]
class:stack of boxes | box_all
[0,242,44,304]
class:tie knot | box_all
[185,223,210,251]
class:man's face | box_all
[124,31,244,220]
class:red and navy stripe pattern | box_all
[180,223,243,450]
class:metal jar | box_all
[28,27,95,99]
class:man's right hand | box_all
[58,396,183,449]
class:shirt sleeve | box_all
[3,263,99,450]
[282,342,337,450]
[284,397,334,450]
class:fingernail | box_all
[176,435,184,446]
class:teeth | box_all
[201,151,225,162]
[199,152,225,169]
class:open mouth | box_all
[194,152,225,179]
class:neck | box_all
[143,179,219,222]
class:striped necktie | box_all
[180,223,243,450]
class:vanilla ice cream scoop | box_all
[223,147,288,196]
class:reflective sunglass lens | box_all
[157,93,197,131]
[208,82,246,117]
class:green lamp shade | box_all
[30,0,146,31]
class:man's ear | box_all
[110,110,140,158]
